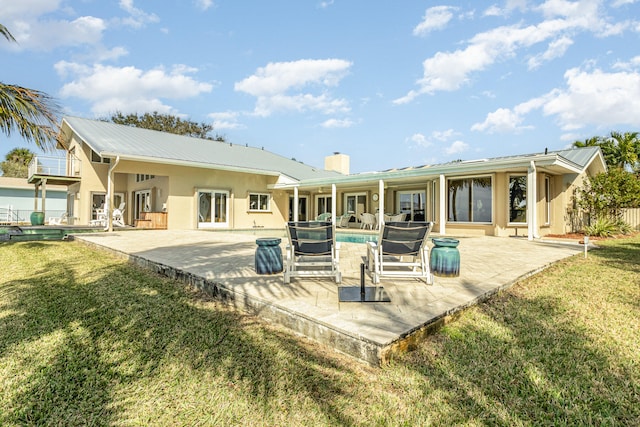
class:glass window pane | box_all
[473,178,492,222]
[509,176,527,223]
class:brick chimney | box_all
[324,152,350,175]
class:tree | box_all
[578,168,640,221]
[0,147,35,177]
[1,24,61,150]
[573,131,640,172]
[107,111,225,141]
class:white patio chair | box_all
[48,212,68,225]
[365,221,434,285]
[284,221,341,284]
[113,202,126,227]
[360,212,377,230]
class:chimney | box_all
[324,152,350,175]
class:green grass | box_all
[1,237,639,426]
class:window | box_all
[316,195,332,217]
[397,190,426,221]
[136,174,155,182]
[448,177,492,223]
[249,193,270,211]
[90,150,110,164]
[509,176,527,223]
[344,193,366,218]
[289,196,308,221]
[544,176,551,225]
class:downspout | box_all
[106,156,120,231]
[527,160,539,240]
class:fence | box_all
[622,208,640,230]
[0,208,67,225]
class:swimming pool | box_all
[336,232,377,244]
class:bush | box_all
[584,218,632,237]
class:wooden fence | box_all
[622,208,640,230]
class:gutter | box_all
[105,155,120,231]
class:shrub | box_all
[584,218,632,237]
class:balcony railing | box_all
[28,155,82,179]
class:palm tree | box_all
[1,24,60,150]
[0,147,35,177]
[607,131,639,172]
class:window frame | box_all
[508,175,528,225]
[248,192,271,212]
[447,175,493,224]
[90,150,111,164]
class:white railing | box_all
[28,155,81,179]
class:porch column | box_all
[331,184,336,226]
[293,186,299,222]
[439,174,446,235]
[34,183,39,211]
[41,178,47,215]
[527,161,539,240]
[378,179,384,229]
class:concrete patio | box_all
[71,229,584,365]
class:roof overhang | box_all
[274,152,585,190]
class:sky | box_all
[1,0,640,174]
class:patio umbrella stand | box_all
[338,263,391,303]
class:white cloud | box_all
[235,59,352,117]
[118,0,159,28]
[409,133,431,147]
[471,107,533,133]
[543,66,640,130]
[472,64,640,134]
[413,6,458,36]
[1,15,107,51]
[528,36,573,69]
[209,111,242,130]
[446,140,470,155]
[395,0,627,104]
[195,0,214,11]
[318,0,335,9]
[56,62,214,115]
[321,118,354,128]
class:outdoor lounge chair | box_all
[365,221,434,285]
[284,221,341,284]
[48,212,68,225]
[314,212,332,222]
[336,213,353,228]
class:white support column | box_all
[439,174,446,235]
[378,179,384,229]
[41,178,47,215]
[527,161,538,240]
[331,184,337,225]
[293,186,299,222]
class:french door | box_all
[198,190,229,228]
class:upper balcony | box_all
[27,154,82,186]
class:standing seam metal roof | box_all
[62,116,342,181]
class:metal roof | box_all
[283,146,605,189]
[61,116,341,181]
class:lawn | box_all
[1,236,638,426]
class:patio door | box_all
[344,193,367,221]
[397,190,426,221]
[134,190,152,219]
[198,190,229,228]
[289,195,308,221]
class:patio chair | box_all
[48,212,68,225]
[314,212,332,222]
[365,221,434,285]
[360,212,376,230]
[336,213,353,228]
[113,202,126,227]
[90,208,107,227]
[284,221,341,284]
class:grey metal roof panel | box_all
[62,116,341,181]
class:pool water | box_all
[336,232,377,244]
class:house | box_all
[0,176,67,224]
[27,116,606,238]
